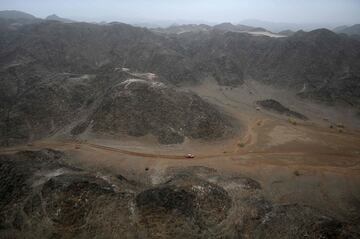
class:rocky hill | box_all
[0,10,41,26]
[0,61,234,146]
[89,79,233,144]
[1,149,358,238]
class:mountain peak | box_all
[0,10,36,20]
[45,14,74,23]
[47,14,59,18]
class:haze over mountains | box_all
[1,9,360,35]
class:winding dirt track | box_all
[2,140,360,160]
[1,117,360,171]
[0,118,263,159]
[0,141,247,160]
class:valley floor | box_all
[1,79,360,238]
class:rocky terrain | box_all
[0,65,234,146]
[1,17,359,145]
[90,79,233,144]
[1,149,358,239]
[0,10,360,239]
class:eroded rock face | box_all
[91,79,234,144]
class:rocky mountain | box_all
[239,19,335,32]
[0,63,234,146]
[278,29,295,36]
[333,25,348,33]
[334,24,360,36]
[45,14,75,23]
[154,22,269,35]
[152,24,212,34]
[90,79,233,144]
[0,10,41,26]
[0,21,196,84]
[0,10,36,20]
[176,28,360,103]
[0,11,75,25]
[0,10,360,239]
[213,22,267,32]
[0,20,360,145]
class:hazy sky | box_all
[1,0,360,25]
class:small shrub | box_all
[288,118,297,125]
[336,123,345,129]
[238,142,245,148]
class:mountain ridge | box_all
[45,14,75,23]
[0,18,360,146]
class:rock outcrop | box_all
[257,99,308,120]
[90,79,233,144]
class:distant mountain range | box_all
[0,10,36,20]
[1,9,359,36]
[152,22,283,38]
[0,10,75,24]
[0,10,41,25]
[333,24,360,36]
[278,29,295,36]
[238,19,341,33]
